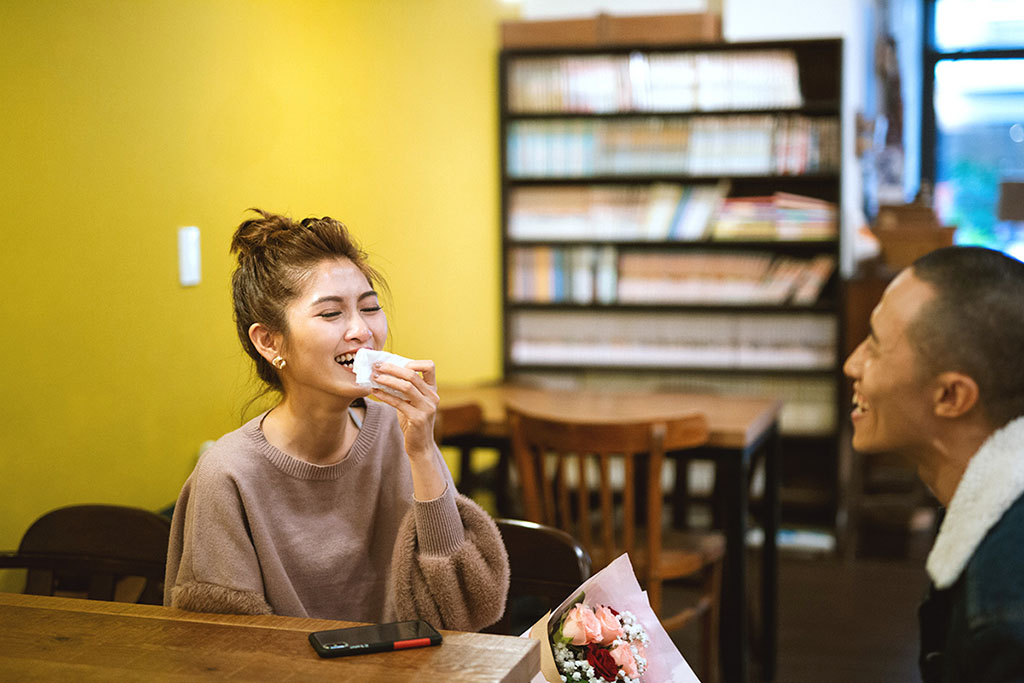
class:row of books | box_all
[509,185,837,242]
[617,251,836,305]
[509,310,837,371]
[507,50,803,114]
[712,193,837,240]
[509,182,730,241]
[506,116,839,178]
[508,246,835,305]
[508,245,618,305]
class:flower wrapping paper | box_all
[521,553,701,683]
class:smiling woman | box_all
[163,209,509,630]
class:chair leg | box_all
[702,560,723,683]
[25,569,54,596]
[497,443,516,518]
[673,454,691,529]
[88,572,116,601]
[458,446,474,492]
[648,575,663,619]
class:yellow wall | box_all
[0,0,518,575]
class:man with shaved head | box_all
[844,246,1024,682]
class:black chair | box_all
[486,518,592,636]
[0,504,171,605]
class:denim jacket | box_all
[919,416,1024,683]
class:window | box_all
[924,0,1024,258]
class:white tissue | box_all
[353,348,414,397]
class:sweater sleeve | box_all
[386,487,509,632]
[164,466,273,616]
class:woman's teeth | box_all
[335,353,355,366]
[852,394,868,414]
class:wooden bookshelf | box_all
[499,39,845,528]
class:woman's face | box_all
[277,257,387,402]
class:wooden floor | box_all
[771,554,925,682]
[665,546,931,682]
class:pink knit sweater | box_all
[164,401,508,631]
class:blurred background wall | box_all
[0,0,516,581]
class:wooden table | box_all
[440,383,783,683]
[0,593,539,682]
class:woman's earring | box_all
[271,356,286,370]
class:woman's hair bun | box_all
[230,208,294,261]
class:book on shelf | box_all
[506,49,803,114]
[533,247,552,301]
[669,180,730,240]
[790,253,837,304]
[710,192,837,241]
[569,247,596,304]
[594,245,618,304]
[641,183,685,240]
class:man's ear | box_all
[248,322,282,365]
[931,371,980,419]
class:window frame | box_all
[920,0,1024,193]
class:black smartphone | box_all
[308,619,443,658]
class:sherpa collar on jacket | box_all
[927,415,1024,589]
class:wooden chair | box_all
[507,406,725,683]
[0,504,171,605]
[432,397,483,489]
[435,401,486,488]
[436,401,516,512]
[486,518,592,636]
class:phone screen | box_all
[309,620,442,658]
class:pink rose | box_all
[595,605,625,645]
[610,642,640,679]
[562,604,603,645]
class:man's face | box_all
[843,270,938,455]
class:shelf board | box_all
[505,238,839,251]
[505,173,840,185]
[506,102,841,120]
[506,301,838,314]
[499,37,842,58]
[507,363,838,377]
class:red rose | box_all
[586,644,619,682]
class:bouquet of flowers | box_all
[524,554,700,683]
[550,597,649,682]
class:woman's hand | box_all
[369,359,440,459]
[369,359,448,501]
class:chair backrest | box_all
[506,405,709,572]
[434,401,484,442]
[489,518,592,635]
[0,504,171,604]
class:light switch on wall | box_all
[178,226,201,287]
